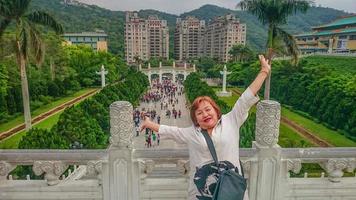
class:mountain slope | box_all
[29,0,351,55]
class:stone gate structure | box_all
[139,62,196,84]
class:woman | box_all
[140,55,271,200]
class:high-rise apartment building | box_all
[173,14,246,62]
[125,12,169,64]
[205,14,246,62]
[174,17,205,61]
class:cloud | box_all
[314,0,356,13]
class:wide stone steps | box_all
[141,166,189,200]
[148,166,183,178]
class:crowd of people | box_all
[133,78,184,148]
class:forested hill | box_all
[30,0,351,55]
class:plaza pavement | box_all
[132,85,192,149]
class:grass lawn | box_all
[216,87,356,147]
[229,87,356,147]
[0,111,63,149]
[0,88,97,133]
[279,123,315,148]
[281,107,356,147]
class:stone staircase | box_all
[141,164,189,200]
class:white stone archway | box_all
[139,61,196,85]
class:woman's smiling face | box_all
[194,100,218,130]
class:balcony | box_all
[0,101,355,200]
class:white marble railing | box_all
[0,100,355,200]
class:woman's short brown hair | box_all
[190,96,222,126]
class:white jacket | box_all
[159,87,259,200]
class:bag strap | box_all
[201,129,219,166]
[201,129,245,177]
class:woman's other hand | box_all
[140,116,160,132]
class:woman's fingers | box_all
[259,54,271,73]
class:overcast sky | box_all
[78,0,356,14]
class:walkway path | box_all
[132,85,192,149]
[0,88,100,141]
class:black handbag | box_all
[201,130,247,200]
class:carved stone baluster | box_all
[240,160,251,177]
[320,158,349,182]
[346,158,356,173]
[87,160,103,184]
[287,159,302,174]
[33,161,68,186]
[177,160,190,175]
[144,160,155,174]
[0,161,16,181]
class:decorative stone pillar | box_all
[173,61,175,68]
[184,62,187,70]
[109,101,134,148]
[160,70,163,83]
[148,63,151,69]
[148,72,151,86]
[251,100,283,200]
[139,64,142,71]
[159,61,162,68]
[107,101,135,200]
[255,100,281,147]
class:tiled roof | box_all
[63,32,108,37]
[295,27,356,37]
[313,15,356,29]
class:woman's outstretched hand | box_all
[258,55,271,75]
[140,116,160,133]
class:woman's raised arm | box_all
[249,55,271,96]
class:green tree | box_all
[228,44,254,62]
[19,128,69,149]
[237,0,312,99]
[0,0,63,130]
[53,106,108,149]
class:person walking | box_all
[157,133,160,146]
[140,55,271,200]
[136,126,140,137]
[152,132,157,147]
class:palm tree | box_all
[229,44,254,62]
[237,0,312,99]
[0,0,63,130]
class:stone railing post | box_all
[103,101,134,200]
[250,100,282,200]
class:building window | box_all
[349,35,356,40]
